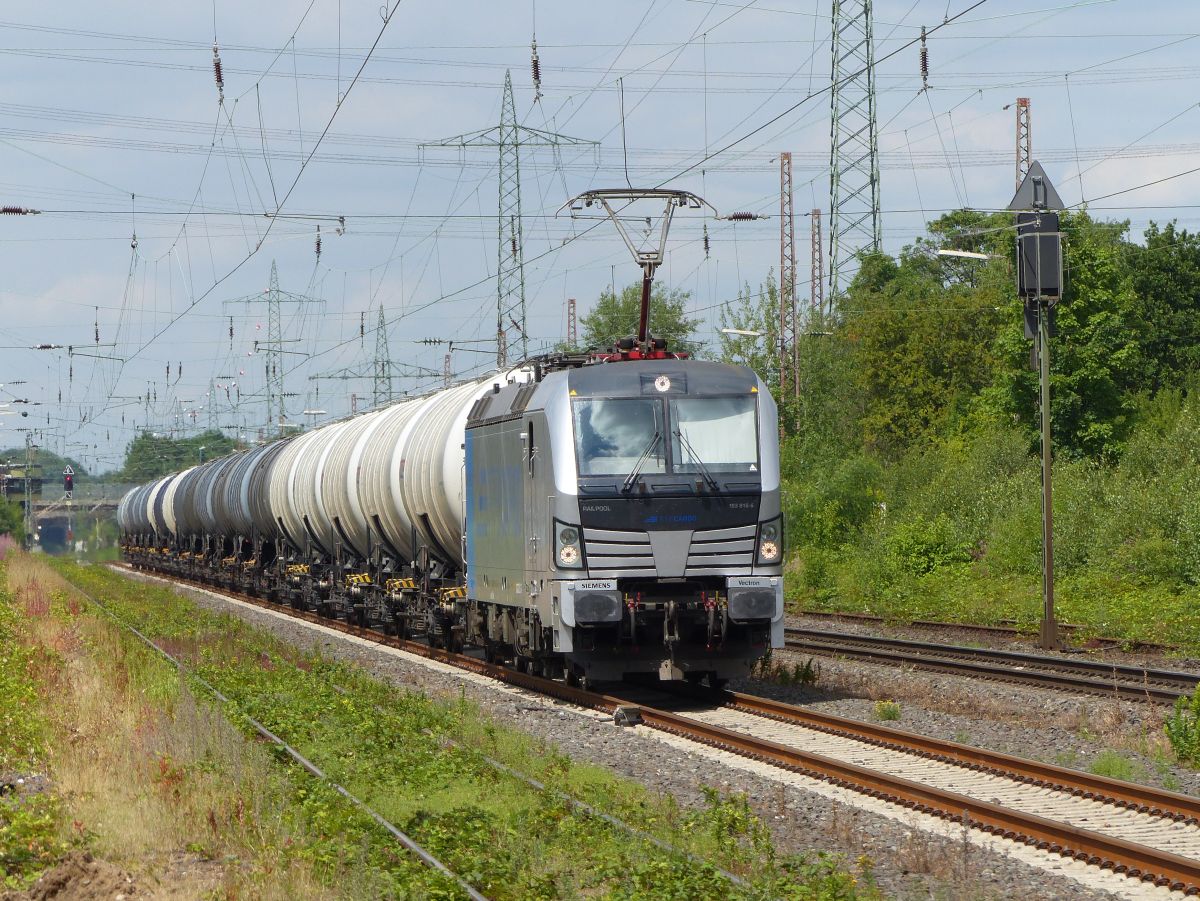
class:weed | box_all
[873,700,901,721]
[1166,688,1200,766]
[1089,750,1138,782]
[752,652,821,687]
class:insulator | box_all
[726,212,759,221]
[315,225,322,259]
[920,26,929,88]
[703,223,710,259]
[131,232,138,251]
[511,235,518,257]
[1,206,26,215]
[360,312,365,339]
[229,316,234,345]
[531,40,543,100]
[212,44,225,99]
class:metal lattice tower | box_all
[264,261,284,432]
[423,72,596,367]
[779,152,798,399]
[1015,97,1032,191]
[373,305,392,406]
[207,377,217,431]
[810,209,825,320]
[224,260,324,436]
[443,352,452,387]
[309,305,439,410]
[497,72,524,366]
[566,297,577,347]
[829,0,881,302]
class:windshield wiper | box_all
[673,428,719,492]
[621,431,662,494]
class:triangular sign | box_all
[1008,161,1065,211]
[63,465,74,475]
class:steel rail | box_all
[797,611,1168,652]
[116,564,1200,894]
[785,629,1197,704]
[720,690,1200,824]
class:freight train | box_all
[119,352,784,687]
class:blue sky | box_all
[0,0,1196,471]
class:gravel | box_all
[131,573,1134,901]
[771,614,1200,797]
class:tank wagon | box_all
[120,354,784,686]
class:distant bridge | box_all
[30,484,134,520]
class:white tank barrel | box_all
[122,367,531,568]
[321,407,392,558]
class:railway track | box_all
[114,565,1200,895]
[797,610,1167,652]
[785,628,1199,704]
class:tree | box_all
[984,211,1143,460]
[716,272,780,391]
[841,250,1005,459]
[0,496,22,541]
[579,282,700,353]
[0,448,87,478]
[1128,221,1200,392]
[120,430,238,481]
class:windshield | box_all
[573,398,666,476]
[670,396,758,473]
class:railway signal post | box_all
[1009,162,1064,650]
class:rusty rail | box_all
[786,628,1197,704]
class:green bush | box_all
[1166,690,1200,766]
[885,514,971,576]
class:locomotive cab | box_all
[465,358,784,685]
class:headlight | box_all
[555,519,584,570]
[756,516,783,565]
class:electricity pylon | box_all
[372,306,392,406]
[309,304,439,409]
[829,0,881,302]
[779,152,798,399]
[223,260,323,437]
[423,71,596,366]
[1015,97,1032,191]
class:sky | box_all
[0,0,1198,473]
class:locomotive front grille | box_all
[686,523,755,574]
[582,527,655,576]
[581,524,756,577]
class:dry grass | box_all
[4,554,337,899]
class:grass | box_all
[1088,750,1140,782]
[2,553,351,898]
[45,558,878,900]
[0,560,71,889]
[872,700,901,722]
